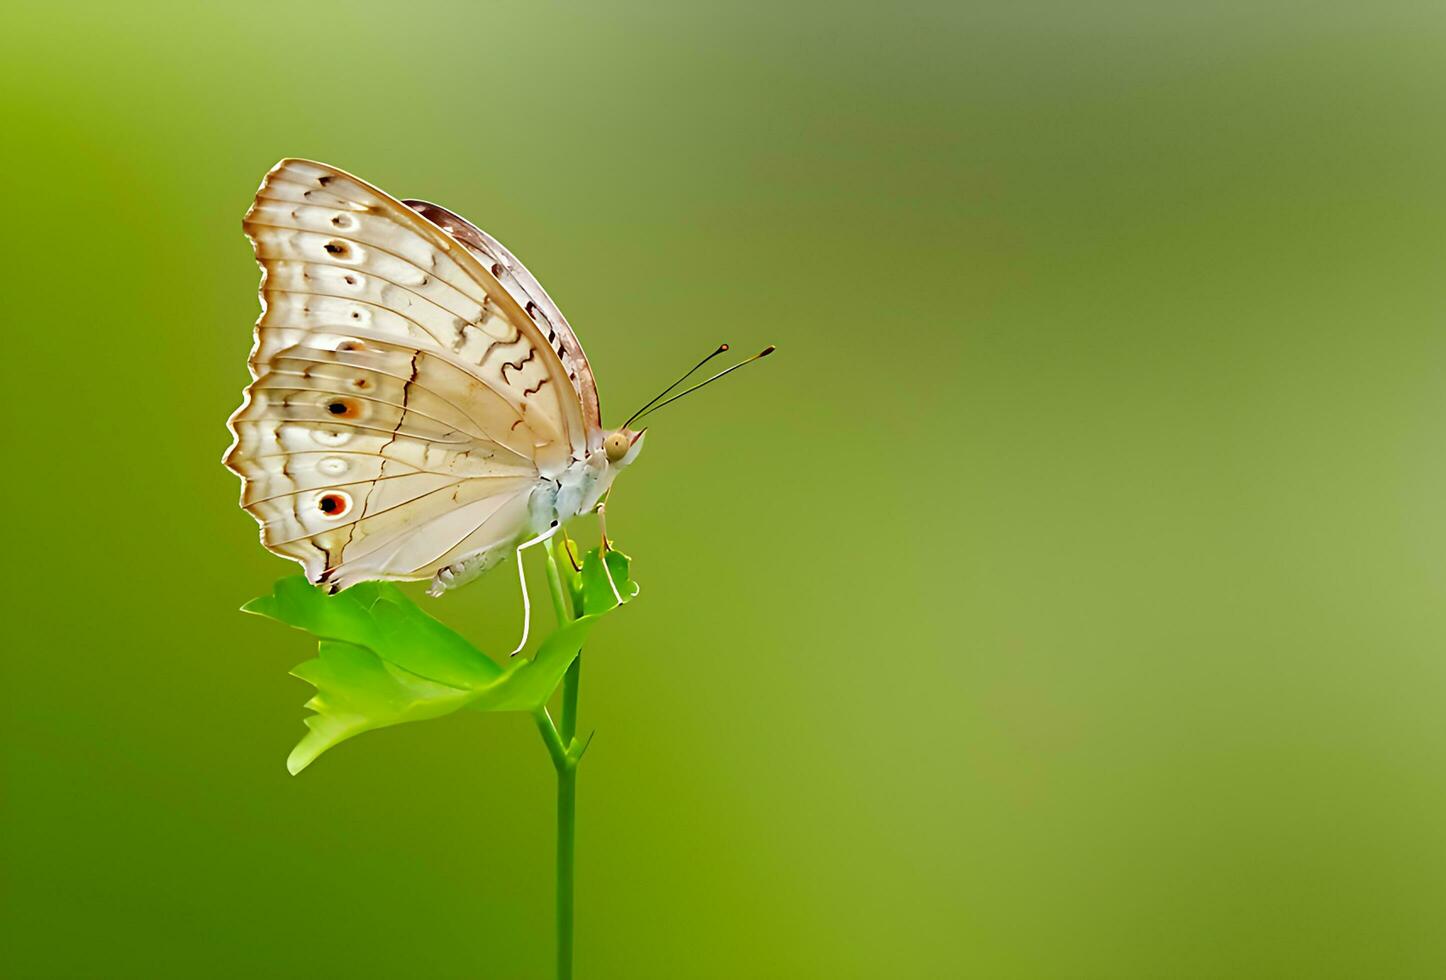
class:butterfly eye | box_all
[316,491,352,518]
[604,432,629,463]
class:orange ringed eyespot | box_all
[317,492,351,517]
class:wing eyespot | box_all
[316,490,353,518]
[323,395,365,419]
[311,428,352,447]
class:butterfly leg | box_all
[508,522,561,658]
[594,497,624,606]
[596,488,614,552]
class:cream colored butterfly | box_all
[225,160,770,653]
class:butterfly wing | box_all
[403,199,603,450]
[225,159,588,591]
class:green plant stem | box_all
[544,542,572,625]
[555,760,576,980]
[560,656,581,744]
[533,709,566,769]
[542,543,580,980]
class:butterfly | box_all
[224,160,771,652]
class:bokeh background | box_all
[5,1,1446,976]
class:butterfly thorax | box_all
[535,450,614,530]
[534,428,644,530]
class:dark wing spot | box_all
[317,493,351,518]
[326,397,363,418]
[318,175,333,186]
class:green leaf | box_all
[286,641,474,775]
[553,538,640,617]
[243,547,638,773]
[580,548,640,616]
[243,577,501,689]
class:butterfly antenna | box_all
[632,346,776,423]
[623,344,732,430]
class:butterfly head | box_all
[603,428,646,467]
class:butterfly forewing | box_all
[404,199,603,446]
[226,159,592,591]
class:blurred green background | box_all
[4,1,1445,976]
